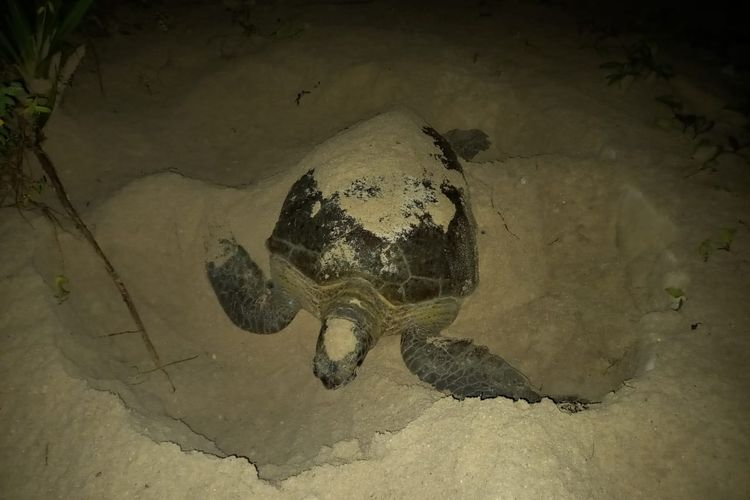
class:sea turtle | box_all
[206,110,541,402]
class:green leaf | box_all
[57,0,94,42]
[0,94,13,108]
[692,140,721,163]
[665,286,685,311]
[54,274,70,303]
[4,82,26,96]
[717,227,737,250]
[665,287,684,299]
[699,227,738,261]
[3,0,34,65]
[32,104,52,114]
[1,0,93,83]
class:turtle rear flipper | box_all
[206,238,300,333]
[400,325,541,402]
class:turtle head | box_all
[313,302,376,390]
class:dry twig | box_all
[32,138,174,391]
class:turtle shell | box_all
[266,111,478,306]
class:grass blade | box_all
[57,0,94,42]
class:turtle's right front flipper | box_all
[400,325,541,402]
[206,238,300,333]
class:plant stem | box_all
[32,139,175,392]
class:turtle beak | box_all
[313,361,358,389]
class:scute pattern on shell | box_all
[267,123,478,306]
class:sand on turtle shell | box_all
[307,110,467,241]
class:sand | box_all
[1,1,749,498]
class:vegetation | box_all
[1,0,91,205]
[664,287,685,311]
[1,0,173,390]
[699,227,737,262]
[599,40,674,87]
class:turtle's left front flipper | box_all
[206,238,300,334]
[400,325,541,402]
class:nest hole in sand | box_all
[32,157,683,481]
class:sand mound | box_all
[31,148,681,479]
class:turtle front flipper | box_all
[206,238,300,333]
[400,325,541,402]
